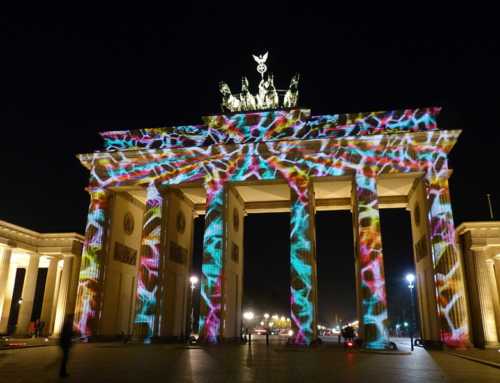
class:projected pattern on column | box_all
[74,189,108,337]
[289,180,317,346]
[76,107,469,348]
[198,183,225,342]
[134,183,163,339]
[426,172,469,347]
[354,173,389,349]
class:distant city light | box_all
[243,311,254,321]
[260,321,264,326]
[404,322,409,327]
[264,313,270,319]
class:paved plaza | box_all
[1,337,500,383]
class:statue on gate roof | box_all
[219,52,300,113]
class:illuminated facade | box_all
[74,105,472,349]
[0,219,83,336]
[458,222,500,348]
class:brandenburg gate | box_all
[74,54,470,349]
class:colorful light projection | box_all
[76,107,469,348]
[353,172,389,349]
[426,175,469,347]
[101,108,439,151]
[74,189,108,337]
[198,183,225,342]
[289,181,317,345]
[133,183,163,339]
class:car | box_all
[253,328,267,335]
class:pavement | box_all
[1,336,500,382]
[0,336,56,349]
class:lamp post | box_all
[189,275,199,337]
[406,273,416,351]
[243,311,254,344]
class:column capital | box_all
[86,187,112,200]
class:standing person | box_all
[59,315,74,378]
[35,319,41,337]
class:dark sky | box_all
[2,7,499,327]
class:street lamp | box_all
[189,275,199,336]
[406,273,416,351]
[243,311,254,344]
[263,313,270,320]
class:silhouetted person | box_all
[341,325,355,342]
[59,316,74,378]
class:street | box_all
[1,336,499,382]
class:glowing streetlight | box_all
[269,322,274,327]
[272,314,279,320]
[280,316,286,322]
[406,273,415,288]
[405,273,416,351]
[264,313,270,320]
[243,311,254,321]
[190,275,199,290]
[260,321,264,326]
[189,275,199,336]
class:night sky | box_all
[2,7,499,327]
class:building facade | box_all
[0,220,83,336]
[458,221,500,348]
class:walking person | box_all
[59,315,74,378]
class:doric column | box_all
[198,182,226,343]
[0,246,12,327]
[289,178,318,346]
[134,183,164,339]
[0,253,16,334]
[53,256,74,335]
[74,188,110,337]
[485,259,500,344]
[352,172,389,350]
[16,253,40,335]
[39,256,59,335]
[425,175,470,347]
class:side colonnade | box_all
[0,220,83,337]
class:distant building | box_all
[458,221,500,348]
[0,219,83,336]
